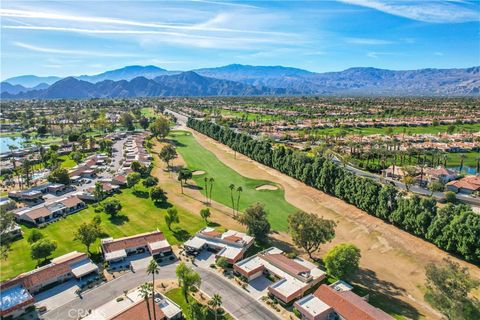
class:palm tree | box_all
[229,184,235,216]
[208,294,223,320]
[208,177,215,204]
[139,283,153,320]
[459,154,467,172]
[235,186,243,214]
[203,177,209,204]
[146,259,159,320]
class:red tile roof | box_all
[102,231,166,253]
[1,252,89,290]
[447,176,480,191]
[262,253,310,276]
[202,231,222,237]
[24,207,51,220]
[60,196,83,208]
[314,285,393,320]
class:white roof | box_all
[149,240,170,251]
[184,237,206,250]
[71,261,99,278]
[155,294,182,319]
[217,246,243,261]
[105,249,127,261]
[270,277,305,297]
[295,294,332,317]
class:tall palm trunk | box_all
[151,273,156,320]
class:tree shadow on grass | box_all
[132,190,149,198]
[109,214,129,225]
[207,221,220,227]
[184,184,202,190]
[351,268,422,320]
[172,228,191,242]
[267,236,299,254]
[154,201,173,209]
[89,252,103,264]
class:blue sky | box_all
[1,0,479,79]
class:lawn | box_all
[165,288,233,320]
[59,155,77,168]
[0,186,206,281]
[169,131,298,231]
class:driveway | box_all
[196,268,280,320]
[42,261,280,320]
[42,263,178,320]
[35,281,80,312]
[245,275,272,300]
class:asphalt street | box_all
[42,262,279,320]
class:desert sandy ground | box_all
[152,128,480,320]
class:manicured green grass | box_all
[165,288,233,320]
[303,123,480,137]
[216,109,284,122]
[445,151,480,169]
[170,131,298,231]
[59,155,77,168]
[141,107,156,118]
[0,186,206,281]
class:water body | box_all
[0,136,26,153]
[448,166,478,175]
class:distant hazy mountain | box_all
[3,75,61,87]
[76,65,174,83]
[1,72,286,99]
[0,82,50,94]
[2,64,479,98]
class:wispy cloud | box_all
[366,51,398,58]
[345,37,394,45]
[0,8,288,36]
[14,41,140,57]
[339,0,479,23]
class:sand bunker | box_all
[192,170,206,175]
[255,184,278,191]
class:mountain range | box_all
[1,64,479,98]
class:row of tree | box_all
[187,119,480,263]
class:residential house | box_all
[15,196,86,226]
[83,288,182,320]
[446,175,480,195]
[294,284,393,320]
[184,227,254,264]
[0,251,98,318]
[424,166,457,184]
[234,247,326,305]
[101,231,172,266]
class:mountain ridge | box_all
[2,64,479,98]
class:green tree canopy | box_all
[425,258,480,320]
[150,116,170,140]
[165,208,179,230]
[47,167,70,185]
[159,144,178,170]
[239,203,271,242]
[150,186,167,203]
[288,210,336,259]
[28,229,44,244]
[176,262,201,303]
[74,220,102,253]
[323,243,361,279]
[103,199,122,216]
[31,238,57,263]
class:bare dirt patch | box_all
[192,170,206,175]
[255,184,278,191]
[187,128,480,320]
